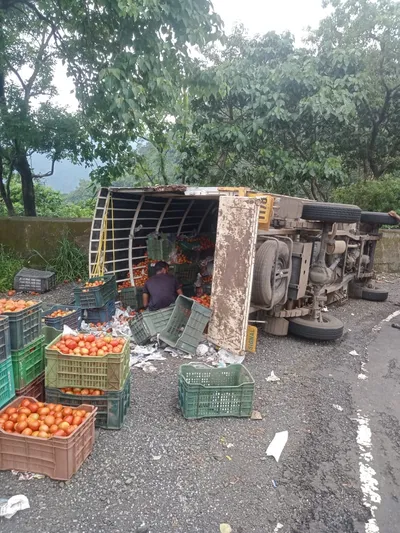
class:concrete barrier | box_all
[375,230,400,273]
[0,217,91,267]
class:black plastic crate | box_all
[83,300,116,324]
[0,316,10,362]
[74,275,117,309]
[43,305,81,331]
[14,268,56,293]
[2,302,42,350]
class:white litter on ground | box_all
[382,310,400,322]
[349,350,360,356]
[273,524,284,533]
[358,374,368,380]
[333,404,343,411]
[266,371,280,382]
[0,495,30,519]
[266,431,288,462]
[356,410,381,533]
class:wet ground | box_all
[1,279,400,533]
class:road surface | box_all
[1,279,400,532]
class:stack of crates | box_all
[0,301,44,406]
[74,275,117,324]
[44,332,131,430]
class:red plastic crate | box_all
[0,396,97,480]
[15,372,45,402]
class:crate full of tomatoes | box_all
[0,396,97,480]
[0,298,42,350]
[45,375,131,430]
[43,305,81,331]
[73,275,117,309]
[45,332,130,391]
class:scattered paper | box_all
[266,371,280,382]
[196,344,209,357]
[220,524,232,533]
[333,404,343,412]
[273,523,284,533]
[349,350,359,356]
[358,374,367,380]
[266,431,288,462]
[218,349,245,365]
[152,455,161,461]
[226,443,234,449]
[0,495,29,519]
[12,471,44,481]
[251,410,263,420]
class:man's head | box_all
[154,261,169,275]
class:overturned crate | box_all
[14,268,56,294]
[129,305,175,344]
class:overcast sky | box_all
[54,0,328,109]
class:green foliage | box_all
[50,235,88,283]
[0,245,23,292]
[0,177,94,218]
[333,176,400,213]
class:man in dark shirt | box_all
[143,261,182,311]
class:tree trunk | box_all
[0,154,15,215]
[14,153,36,216]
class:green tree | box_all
[0,0,222,212]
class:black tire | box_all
[360,211,399,225]
[302,202,361,223]
[252,240,290,307]
[362,288,388,302]
[289,314,344,341]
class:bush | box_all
[50,235,89,283]
[0,245,24,292]
[332,176,400,213]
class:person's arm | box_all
[175,277,183,296]
[388,210,400,222]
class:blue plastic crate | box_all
[83,300,116,324]
[43,305,81,331]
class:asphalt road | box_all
[1,279,400,533]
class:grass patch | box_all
[50,235,89,283]
[0,245,24,292]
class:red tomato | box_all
[4,421,14,431]
[21,428,33,436]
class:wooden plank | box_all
[208,196,260,354]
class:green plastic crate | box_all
[45,376,131,430]
[0,357,15,409]
[3,302,42,351]
[45,334,130,391]
[147,233,176,261]
[43,305,81,331]
[11,335,45,390]
[42,325,61,346]
[0,316,10,362]
[120,287,144,310]
[129,313,151,345]
[129,306,175,344]
[173,264,199,284]
[179,363,255,419]
[74,275,117,309]
[159,295,211,354]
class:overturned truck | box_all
[90,186,394,354]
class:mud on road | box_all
[1,280,400,533]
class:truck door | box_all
[208,196,260,355]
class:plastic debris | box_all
[272,479,278,488]
[218,349,244,365]
[12,471,44,481]
[273,523,284,532]
[196,344,209,357]
[226,455,232,461]
[266,371,280,382]
[0,495,30,519]
[226,443,234,449]
[333,404,343,412]
[266,431,288,462]
[220,524,232,533]
[349,350,359,356]
[358,374,367,380]
[152,455,161,461]
[251,410,263,420]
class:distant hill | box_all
[31,153,92,193]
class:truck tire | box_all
[302,202,361,223]
[362,288,388,302]
[288,314,344,341]
[360,211,399,225]
[252,240,290,307]
[348,280,364,299]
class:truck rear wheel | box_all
[252,240,290,307]
[362,288,388,302]
[360,211,398,225]
[302,202,361,223]
[288,314,344,341]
